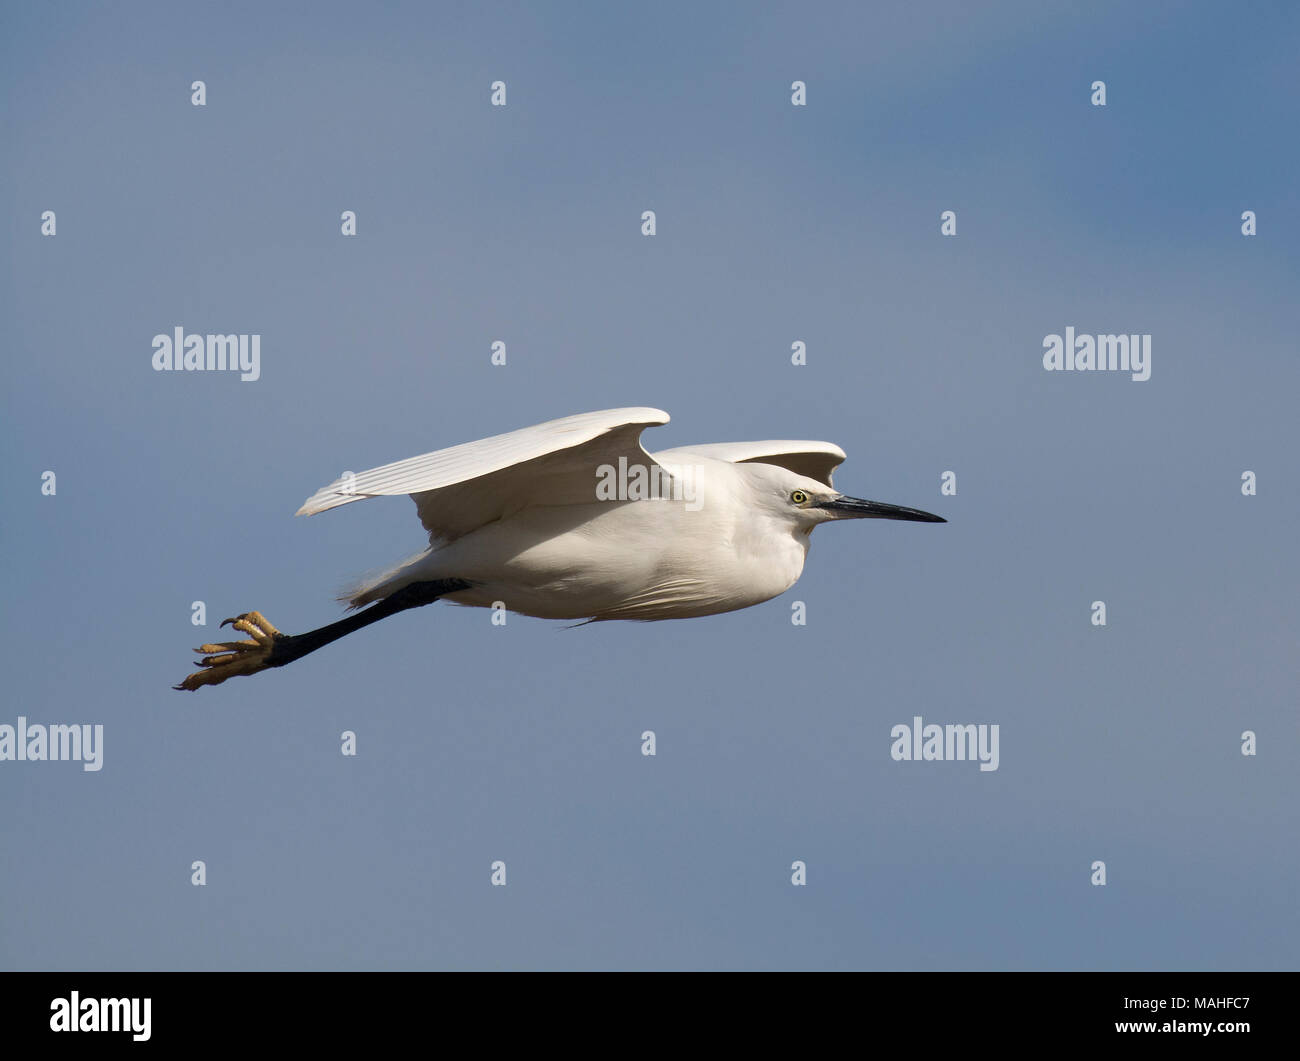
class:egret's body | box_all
[363,461,810,621]
[175,408,944,689]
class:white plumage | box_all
[176,408,943,689]
[300,408,928,618]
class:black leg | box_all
[266,579,474,667]
[175,578,473,690]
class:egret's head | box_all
[743,464,946,533]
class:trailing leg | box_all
[174,579,472,691]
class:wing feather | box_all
[296,407,670,545]
[652,440,846,487]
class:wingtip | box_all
[601,406,669,425]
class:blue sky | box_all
[2,1,1297,969]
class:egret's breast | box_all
[429,498,809,621]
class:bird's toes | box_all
[175,649,271,691]
[194,640,258,653]
[176,613,284,691]
[218,611,281,645]
[228,618,268,643]
[243,610,281,637]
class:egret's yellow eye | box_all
[791,490,809,505]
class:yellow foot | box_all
[174,611,285,691]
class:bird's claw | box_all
[175,611,285,691]
[219,610,281,638]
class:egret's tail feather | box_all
[339,548,433,609]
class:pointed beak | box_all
[818,494,946,523]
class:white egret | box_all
[175,408,944,690]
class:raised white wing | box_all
[296,407,670,545]
[653,440,846,488]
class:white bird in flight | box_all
[176,407,944,690]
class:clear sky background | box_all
[2,1,1296,970]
